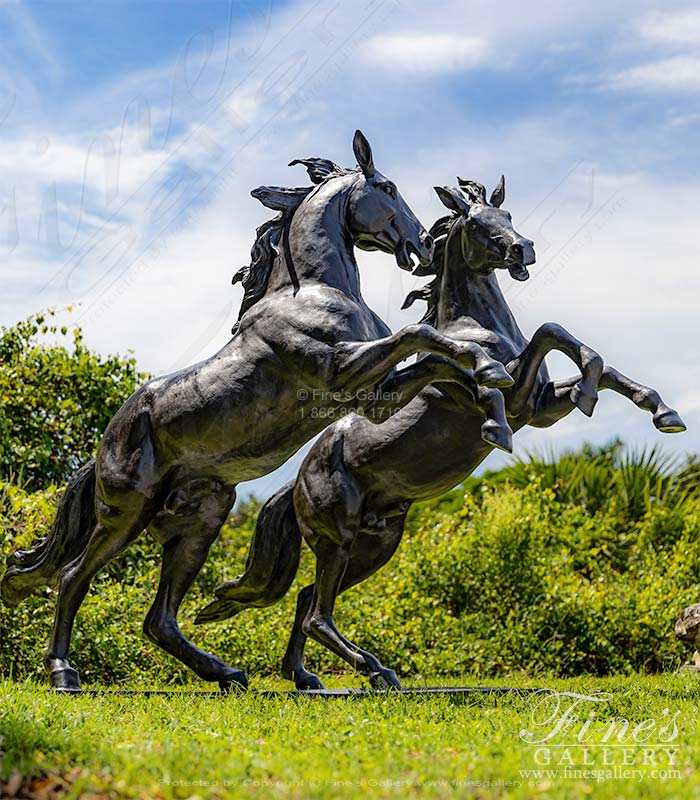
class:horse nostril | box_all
[511,239,536,265]
[422,234,434,251]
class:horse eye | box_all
[381,182,397,198]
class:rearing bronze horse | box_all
[197,175,686,690]
[1,134,516,691]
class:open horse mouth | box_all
[356,234,433,272]
[397,238,432,272]
[507,261,530,281]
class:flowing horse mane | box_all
[402,179,491,325]
[401,217,449,326]
[231,157,355,333]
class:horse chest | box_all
[274,286,388,343]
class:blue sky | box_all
[1,0,699,499]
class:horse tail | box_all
[195,481,301,625]
[1,459,97,607]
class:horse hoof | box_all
[571,385,597,417]
[481,420,513,453]
[653,408,686,433]
[50,667,82,692]
[474,363,514,389]
[369,669,402,690]
[219,669,249,693]
[296,673,325,691]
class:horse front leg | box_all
[530,367,686,432]
[599,367,686,432]
[363,355,513,452]
[333,323,513,394]
[528,376,586,429]
[506,322,604,418]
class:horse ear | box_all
[490,174,505,208]
[353,129,375,178]
[434,186,470,215]
[251,185,311,211]
[289,158,342,184]
[457,178,487,204]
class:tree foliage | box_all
[0,311,147,490]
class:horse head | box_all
[345,130,433,271]
[289,130,434,272]
[432,176,535,281]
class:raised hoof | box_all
[369,669,402,690]
[570,384,598,417]
[296,673,325,691]
[50,667,82,692]
[474,363,514,390]
[218,669,249,693]
[481,420,513,453]
[653,408,687,433]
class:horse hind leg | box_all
[301,536,402,689]
[287,518,406,691]
[45,501,153,690]
[144,480,247,690]
[282,583,322,690]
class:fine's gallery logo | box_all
[519,690,681,784]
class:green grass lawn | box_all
[2,673,700,799]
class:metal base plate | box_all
[51,685,541,699]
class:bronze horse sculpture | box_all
[197,176,686,690]
[1,133,519,691]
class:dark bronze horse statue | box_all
[1,135,517,691]
[198,176,686,690]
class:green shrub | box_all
[2,443,699,684]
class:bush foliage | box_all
[2,441,700,684]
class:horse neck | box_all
[436,225,523,339]
[271,179,361,298]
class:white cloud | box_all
[0,131,170,196]
[563,3,700,96]
[637,8,700,48]
[606,55,700,92]
[1,0,699,500]
[360,34,489,75]
[664,110,700,128]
